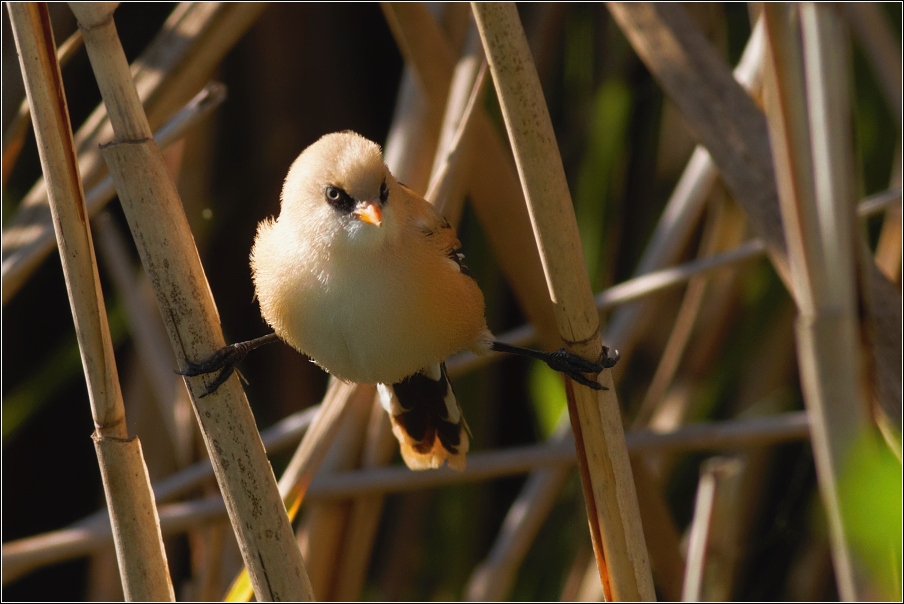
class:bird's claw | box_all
[176,343,248,398]
[546,346,620,391]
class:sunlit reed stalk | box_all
[7,3,173,600]
[67,3,312,599]
[473,4,655,600]
[761,4,873,599]
[2,27,82,187]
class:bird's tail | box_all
[378,362,469,471]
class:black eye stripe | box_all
[325,185,355,213]
[379,180,389,203]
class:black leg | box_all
[490,341,619,391]
[177,332,281,397]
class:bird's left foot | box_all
[491,341,619,391]
[544,345,620,391]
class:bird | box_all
[180,131,618,471]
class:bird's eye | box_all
[379,180,389,203]
[324,185,355,213]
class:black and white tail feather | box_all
[377,362,470,471]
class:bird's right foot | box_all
[176,333,281,397]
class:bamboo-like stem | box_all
[472,4,654,600]
[424,24,486,225]
[468,22,765,597]
[67,3,312,599]
[93,211,193,466]
[681,456,746,601]
[607,2,903,425]
[2,410,812,578]
[467,22,767,597]
[223,380,364,601]
[295,384,375,600]
[2,27,83,186]
[7,3,173,600]
[760,4,873,599]
[3,3,261,304]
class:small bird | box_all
[181,131,617,471]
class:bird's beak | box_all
[353,201,383,227]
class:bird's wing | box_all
[401,184,474,279]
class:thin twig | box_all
[0,411,811,577]
[681,457,746,601]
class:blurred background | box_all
[2,3,900,601]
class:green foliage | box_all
[839,434,903,600]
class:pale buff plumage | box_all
[251,133,490,473]
[252,132,492,386]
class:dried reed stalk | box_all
[295,384,375,599]
[7,3,173,600]
[2,27,82,186]
[3,3,262,303]
[472,4,654,600]
[93,211,193,466]
[760,4,876,599]
[425,25,486,224]
[2,82,225,306]
[681,456,746,601]
[467,21,768,598]
[222,380,365,601]
[3,406,811,581]
[67,3,312,599]
[606,2,902,425]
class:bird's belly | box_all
[272,268,475,385]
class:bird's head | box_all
[280,131,397,249]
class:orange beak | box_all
[353,201,383,227]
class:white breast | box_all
[251,218,482,385]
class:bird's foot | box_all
[176,333,280,397]
[491,341,619,391]
[544,345,619,391]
